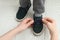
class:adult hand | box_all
[42,17,57,34]
[17,18,34,32]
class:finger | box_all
[42,19,49,25]
[22,18,33,23]
[26,20,34,27]
[44,17,55,23]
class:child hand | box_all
[42,17,57,34]
[17,18,34,32]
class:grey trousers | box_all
[20,0,45,17]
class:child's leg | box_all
[33,0,45,17]
[20,0,31,7]
[16,0,31,21]
[33,0,45,36]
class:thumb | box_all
[27,20,34,27]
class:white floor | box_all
[0,0,60,40]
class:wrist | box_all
[50,30,58,36]
[50,29,57,34]
[14,26,24,33]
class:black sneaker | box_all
[33,15,43,36]
[16,4,31,21]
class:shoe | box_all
[16,4,31,21]
[33,15,43,36]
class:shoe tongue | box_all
[34,16,42,24]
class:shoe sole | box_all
[15,17,25,22]
[32,26,44,36]
[16,13,30,22]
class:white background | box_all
[0,0,60,40]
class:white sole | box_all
[16,17,25,22]
[32,26,44,36]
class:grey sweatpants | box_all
[20,0,45,17]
